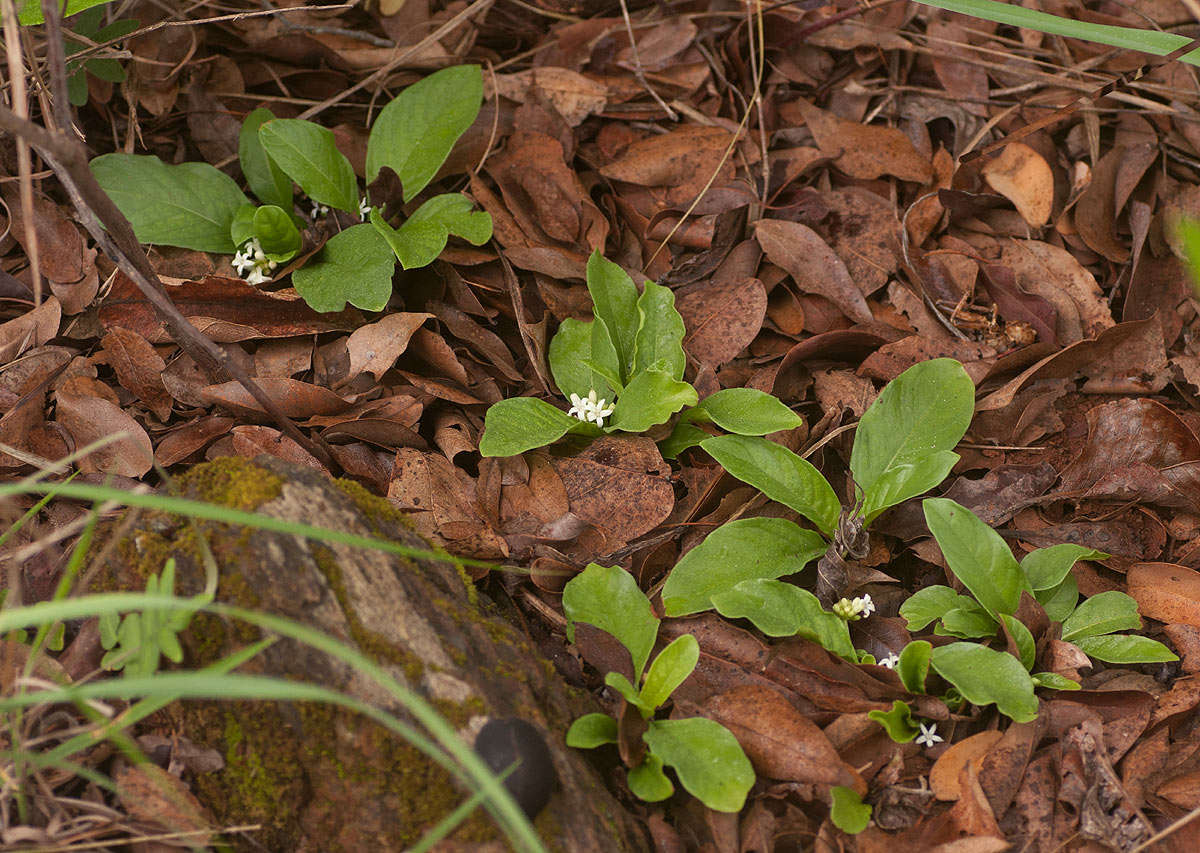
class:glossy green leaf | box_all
[1060,591,1142,641]
[924,498,1026,617]
[658,421,711,459]
[643,718,755,813]
[830,786,873,834]
[897,641,931,694]
[90,154,250,253]
[366,65,483,199]
[701,435,840,536]
[1073,634,1178,664]
[369,194,491,269]
[662,518,826,617]
[1021,544,1108,591]
[604,671,651,715]
[1037,573,1079,624]
[478,397,588,457]
[937,602,999,639]
[712,579,856,660]
[251,205,301,260]
[867,699,918,743]
[608,369,697,433]
[585,251,640,382]
[239,107,292,210]
[850,358,974,496]
[230,204,257,248]
[693,388,804,436]
[291,223,395,312]
[860,450,959,522]
[1032,672,1080,691]
[548,316,621,402]
[639,635,699,712]
[565,712,618,748]
[899,585,959,631]
[930,642,1039,722]
[627,753,674,802]
[1001,614,1036,671]
[259,119,358,212]
[562,564,658,681]
[18,0,113,25]
[1179,217,1200,297]
[632,280,686,380]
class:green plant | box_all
[888,498,1177,723]
[661,358,975,631]
[561,564,755,812]
[830,785,872,834]
[478,250,801,457]
[16,0,114,25]
[89,65,491,312]
[62,6,137,106]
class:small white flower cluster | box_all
[567,390,615,428]
[232,237,277,285]
[833,593,875,622]
[915,722,943,749]
[358,197,372,221]
[311,200,329,219]
[878,652,900,669]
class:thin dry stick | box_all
[2,0,42,306]
[615,0,677,121]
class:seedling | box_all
[661,358,975,628]
[561,564,754,812]
[62,6,137,106]
[90,65,491,312]
[479,251,802,456]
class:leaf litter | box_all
[7,0,1200,849]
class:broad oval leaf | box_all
[565,713,618,748]
[930,642,1040,722]
[860,450,958,522]
[1037,573,1079,624]
[1001,614,1036,671]
[850,358,974,496]
[291,223,395,312]
[478,397,582,457]
[1021,544,1108,591]
[897,641,931,694]
[370,194,491,269]
[643,717,755,813]
[627,753,674,802]
[608,369,697,433]
[366,65,483,200]
[899,585,959,631]
[548,316,620,402]
[639,634,699,711]
[1073,634,1178,664]
[586,251,640,382]
[658,421,710,459]
[694,388,803,436]
[633,280,686,380]
[924,498,1027,617]
[259,119,358,212]
[562,563,659,681]
[830,786,873,835]
[1032,672,1081,691]
[238,107,292,210]
[702,434,840,536]
[1060,591,1141,641]
[90,154,249,253]
[662,517,826,617]
[251,205,301,260]
[938,601,999,639]
[711,579,856,660]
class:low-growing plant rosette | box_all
[478,251,804,457]
[561,563,755,812]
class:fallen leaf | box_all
[491,68,607,126]
[931,731,1005,801]
[755,220,872,324]
[55,388,154,477]
[981,143,1053,227]
[675,277,766,367]
[200,378,352,419]
[0,297,61,364]
[782,99,932,183]
[1128,563,1200,628]
[345,312,432,382]
[99,327,173,421]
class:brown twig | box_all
[3,0,42,306]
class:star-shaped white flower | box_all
[915,722,943,749]
[358,197,372,221]
[854,594,875,617]
[311,200,329,219]
[232,237,277,285]
[567,389,616,428]
[833,593,875,621]
[879,652,899,669]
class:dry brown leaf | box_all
[931,731,1005,801]
[1075,145,1132,262]
[55,389,153,477]
[982,143,1053,227]
[754,220,872,324]
[200,378,352,419]
[231,424,325,470]
[676,278,766,367]
[1128,563,1200,628]
[782,100,932,183]
[0,297,61,364]
[345,312,432,383]
[114,763,213,844]
[99,327,172,421]
[491,68,607,127]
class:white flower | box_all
[311,200,329,219]
[231,237,276,285]
[833,594,875,621]
[879,653,899,669]
[855,594,876,617]
[567,389,616,428]
[359,197,372,221]
[915,722,943,749]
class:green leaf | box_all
[899,585,959,631]
[19,0,113,25]
[860,451,958,522]
[849,358,974,497]
[701,435,840,536]
[1037,573,1079,624]
[711,579,857,660]
[937,601,999,639]
[370,194,491,269]
[643,718,755,813]
[867,699,918,743]
[250,205,301,260]
[1032,672,1080,691]
[239,107,293,210]
[1179,217,1200,297]
[608,369,697,433]
[90,154,250,253]
[230,204,257,249]
[830,786,873,834]
[1074,635,1178,664]
[586,252,640,382]
[605,671,651,715]
[632,280,686,380]
[291,223,395,312]
[1060,591,1142,641]
[930,642,1040,722]
[1001,614,1036,671]
[259,119,358,212]
[639,634,699,712]
[1021,544,1108,591]
[923,498,1027,617]
[548,317,621,402]
[478,397,585,457]
[562,564,659,681]
[366,65,483,200]
[566,713,618,748]
[661,518,826,617]
[693,388,803,436]
[627,754,674,802]
[658,421,710,459]
[897,641,931,694]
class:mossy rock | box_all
[106,456,646,852]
